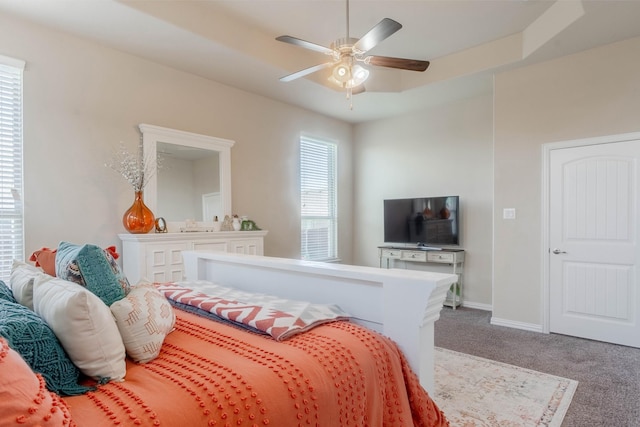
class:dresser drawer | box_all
[401,250,427,262]
[427,252,455,263]
[380,249,402,259]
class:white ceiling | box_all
[1,0,639,123]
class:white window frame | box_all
[0,55,25,281]
[300,135,338,262]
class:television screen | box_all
[383,196,460,247]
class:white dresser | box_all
[119,230,268,284]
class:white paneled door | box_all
[549,137,640,348]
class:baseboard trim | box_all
[461,301,492,311]
[490,317,544,333]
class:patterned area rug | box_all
[434,347,578,427]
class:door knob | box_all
[552,248,567,254]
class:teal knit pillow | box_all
[0,280,17,303]
[0,299,91,396]
[56,242,129,306]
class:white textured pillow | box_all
[9,260,51,310]
[110,283,176,363]
[32,275,126,381]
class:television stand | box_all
[378,246,465,309]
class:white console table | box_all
[119,230,268,284]
[378,246,465,309]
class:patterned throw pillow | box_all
[55,241,130,306]
[0,280,17,303]
[110,283,176,363]
[0,337,74,426]
[28,247,57,276]
[0,299,90,396]
[33,275,126,382]
[30,245,122,278]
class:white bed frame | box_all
[182,251,458,394]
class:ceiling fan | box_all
[275,0,430,107]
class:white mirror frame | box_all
[139,124,235,228]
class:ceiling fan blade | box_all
[276,35,334,55]
[353,18,402,53]
[280,62,334,82]
[366,55,430,72]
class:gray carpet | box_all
[434,307,640,427]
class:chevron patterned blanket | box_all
[157,281,350,341]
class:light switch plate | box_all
[503,208,516,219]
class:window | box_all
[0,55,25,281]
[300,136,338,261]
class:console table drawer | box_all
[380,249,402,259]
[427,252,455,263]
[401,251,427,262]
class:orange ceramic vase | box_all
[123,191,155,234]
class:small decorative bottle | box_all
[212,216,221,232]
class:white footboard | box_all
[181,251,457,394]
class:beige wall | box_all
[0,14,354,263]
[352,94,494,308]
[493,36,640,327]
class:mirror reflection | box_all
[157,143,221,221]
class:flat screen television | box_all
[383,196,460,247]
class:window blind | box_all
[0,55,25,281]
[300,136,337,261]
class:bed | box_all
[181,251,457,394]
[3,251,457,427]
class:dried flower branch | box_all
[105,141,159,192]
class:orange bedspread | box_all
[63,309,448,427]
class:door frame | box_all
[541,131,640,334]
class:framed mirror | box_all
[140,124,235,229]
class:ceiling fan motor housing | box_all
[331,37,359,53]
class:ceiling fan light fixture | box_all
[332,62,351,83]
[350,64,369,87]
[329,61,369,89]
